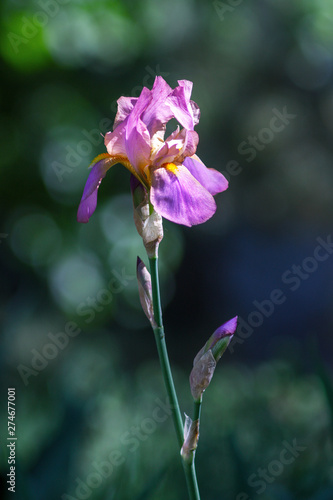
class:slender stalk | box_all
[193,396,202,422]
[149,256,183,447]
[183,462,201,500]
[149,256,201,500]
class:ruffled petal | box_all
[113,96,138,130]
[165,80,199,130]
[177,79,200,126]
[141,76,174,138]
[176,129,199,162]
[150,163,217,227]
[183,155,229,195]
[152,128,198,167]
[152,127,182,167]
[77,154,118,223]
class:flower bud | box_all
[180,414,200,463]
[190,350,216,401]
[136,257,156,328]
[190,316,237,401]
[130,175,163,258]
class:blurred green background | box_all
[1,0,333,498]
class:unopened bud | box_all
[136,257,156,328]
[130,175,163,258]
[190,317,237,401]
[181,414,199,463]
[190,350,216,401]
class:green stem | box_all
[149,256,201,500]
[193,396,202,422]
[149,256,183,447]
[183,462,201,500]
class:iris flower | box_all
[77,77,228,227]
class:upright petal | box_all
[177,80,200,126]
[183,155,229,195]
[141,76,174,137]
[177,79,193,101]
[152,128,198,167]
[77,154,118,223]
[113,96,138,130]
[175,129,199,163]
[166,80,200,130]
[150,163,217,227]
[104,120,127,157]
[189,100,200,127]
[125,87,152,173]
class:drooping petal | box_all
[113,96,138,130]
[183,155,229,195]
[141,76,174,138]
[125,87,152,173]
[77,154,118,223]
[150,163,217,227]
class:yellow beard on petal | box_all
[165,163,178,175]
[91,153,150,190]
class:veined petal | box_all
[104,120,127,157]
[141,76,174,137]
[177,79,193,100]
[152,128,198,167]
[126,118,151,174]
[126,87,152,173]
[77,154,118,223]
[166,80,199,130]
[113,96,138,130]
[183,155,229,195]
[150,163,217,227]
[189,100,200,127]
[175,129,199,162]
[177,78,200,126]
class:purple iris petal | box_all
[104,120,128,156]
[152,129,198,167]
[183,155,228,195]
[150,164,217,227]
[210,316,238,346]
[178,79,193,101]
[165,80,199,130]
[77,156,116,223]
[152,141,179,168]
[141,76,174,137]
[125,87,152,172]
[177,129,199,161]
[126,118,151,174]
[113,96,138,130]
